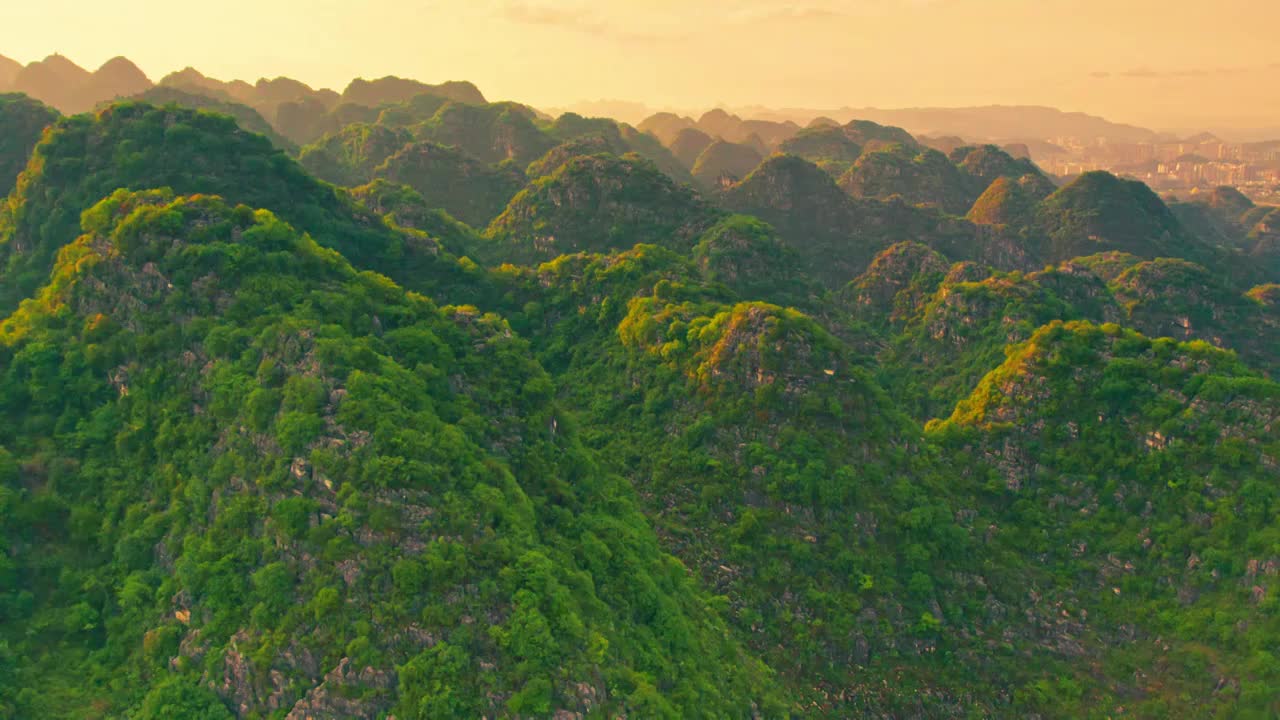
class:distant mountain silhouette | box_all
[0,54,21,89]
[841,119,918,150]
[640,109,801,153]
[691,139,762,187]
[158,66,256,102]
[12,54,91,111]
[129,86,294,150]
[636,111,693,146]
[670,127,714,168]
[82,56,152,106]
[11,54,151,113]
[779,126,863,177]
[736,104,1160,143]
[342,76,485,107]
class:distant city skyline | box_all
[3,0,1278,133]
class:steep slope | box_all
[690,215,818,308]
[840,241,951,327]
[128,87,294,151]
[1033,172,1222,269]
[372,141,527,228]
[349,180,484,257]
[498,255,997,714]
[1242,207,1280,276]
[485,154,720,264]
[856,248,1278,420]
[79,57,153,111]
[524,137,615,179]
[252,77,329,111]
[636,112,694,147]
[838,144,975,215]
[298,123,414,186]
[1109,257,1279,373]
[272,95,340,146]
[412,102,553,167]
[0,190,780,719]
[720,155,1000,287]
[0,102,481,316]
[0,54,20,89]
[341,76,486,107]
[543,113,694,186]
[0,94,59,196]
[930,321,1280,717]
[950,144,1048,198]
[690,140,762,187]
[841,119,918,151]
[12,56,152,114]
[777,126,862,177]
[497,244,1280,717]
[11,54,93,113]
[1200,185,1255,220]
[867,260,1121,417]
[669,127,714,169]
[158,67,256,104]
[966,174,1055,227]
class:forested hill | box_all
[0,74,1278,719]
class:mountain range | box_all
[0,52,1278,719]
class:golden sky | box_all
[3,0,1278,130]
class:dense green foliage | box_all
[0,93,59,196]
[930,321,1280,716]
[128,87,295,152]
[777,127,862,178]
[372,141,526,228]
[485,153,720,264]
[949,145,1048,197]
[1,94,1277,719]
[720,154,985,287]
[838,144,975,215]
[0,191,778,718]
[1034,172,1224,270]
[298,123,414,187]
[0,103,491,317]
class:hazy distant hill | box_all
[341,76,485,107]
[6,53,1280,720]
[742,104,1160,143]
[637,104,1162,144]
[128,86,295,151]
[11,54,91,111]
[11,54,152,114]
[0,54,21,89]
[639,109,799,153]
[158,66,256,102]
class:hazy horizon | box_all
[5,0,1279,133]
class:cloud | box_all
[725,3,849,23]
[497,0,865,41]
[498,1,687,42]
